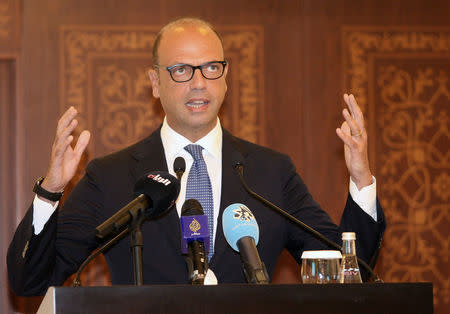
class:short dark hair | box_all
[152,17,224,66]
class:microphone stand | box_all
[73,228,129,287]
[129,206,146,286]
[73,207,147,287]
[234,162,383,283]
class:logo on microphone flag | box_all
[180,214,210,254]
[233,204,255,221]
[189,218,201,233]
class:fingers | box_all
[52,120,78,158]
[53,108,80,159]
[342,94,366,137]
[43,107,90,194]
[342,108,362,137]
[336,121,355,148]
[343,93,365,130]
[74,130,91,157]
[56,106,78,134]
[53,134,74,159]
[58,119,78,144]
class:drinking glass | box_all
[301,250,342,284]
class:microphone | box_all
[222,203,269,284]
[76,171,180,286]
[180,199,209,284]
[173,157,186,181]
[96,171,180,239]
[231,152,382,283]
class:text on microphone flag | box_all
[147,173,172,186]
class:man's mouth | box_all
[186,99,209,109]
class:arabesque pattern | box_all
[60,25,264,157]
[343,27,449,310]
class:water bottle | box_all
[339,232,362,283]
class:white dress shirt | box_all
[32,117,377,235]
[160,117,223,247]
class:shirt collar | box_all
[160,117,222,160]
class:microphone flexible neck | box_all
[234,163,382,283]
[73,228,129,287]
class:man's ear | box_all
[223,63,228,93]
[148,69,160,98]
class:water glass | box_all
[301,250,342,284]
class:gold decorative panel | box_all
[343,27,449,310]
[60,25,264,158]
[0,0,12,39]
[0,0,20,52]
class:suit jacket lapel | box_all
[210,129,251,267]
[131,127,252,266]
[130,127,167,180]
[130,127,182,254]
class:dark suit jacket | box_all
[7,128,385,296]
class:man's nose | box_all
[189,68,207,89]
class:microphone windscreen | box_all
[181,199,204,216]
[180,199,209,254]
[222,203,259,252]
[231,151,244,169]
[134,171,180,218]
[174,156,186,173]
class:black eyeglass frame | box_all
[155,60,228,83]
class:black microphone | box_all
[180,199,209,284]
[231,152,382,283]
[222,203,269,284]
[96,171,180,239]
[173,157,186,181]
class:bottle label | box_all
[341,269,360,276]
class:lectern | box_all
[37,283,433,314]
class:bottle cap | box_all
[301,250,342,259]
[342,232,356,240]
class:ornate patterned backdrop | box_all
[60,25,264,158]
[0,0,20,50]
[0,0,12,39]
[343,27,449,309]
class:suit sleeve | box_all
[7,160,104,296]
[339,194,385,268]
[280,155,385,276]
[7,203,58,296]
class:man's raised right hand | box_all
[39,106,90,204]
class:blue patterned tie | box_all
[185,144,214,260]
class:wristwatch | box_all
[33,176,64,201]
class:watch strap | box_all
[33,176,64,202]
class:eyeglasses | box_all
[155,61,227,83]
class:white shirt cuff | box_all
[349,176,377,221]
[32,195,59,235]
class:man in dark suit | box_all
[8,18,385,296]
